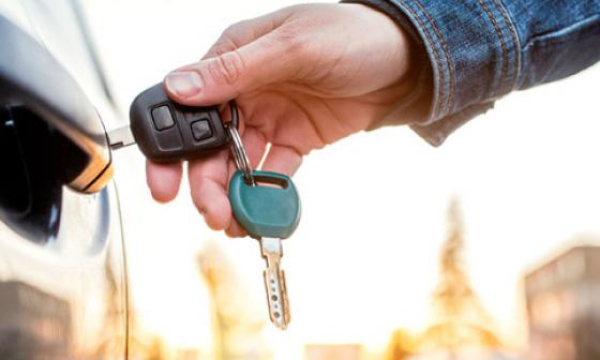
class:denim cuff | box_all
[343,0,520,146]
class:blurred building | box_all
[525,245,600,360]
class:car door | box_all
[0,1,128,359]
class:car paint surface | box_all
[0,0,129,358]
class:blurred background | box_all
[75,0,600,359]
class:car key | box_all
[226,124,300,329]
[229,169,301,329]
[108,83,238,162]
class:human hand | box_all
[146,3,414,236]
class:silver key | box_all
[227,124,291,329]
[260,237,290,329]
[107,125,136,150]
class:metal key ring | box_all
[228,126,255,185]
[225,100,240,130]
[225,101,255,185]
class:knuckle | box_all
[219,28,238,48]
[275,26,308,60]
[208,21,246,57]
[222,21,244,38]
[222,24,237,38]
[209,44,230,58]
[213,50,244,86]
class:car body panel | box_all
[0,0,129,358]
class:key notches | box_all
[261,237,291,329]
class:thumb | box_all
[164,33,297,106]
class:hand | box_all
[146,3,413,236]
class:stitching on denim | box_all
[524,13,600,48]
[395,0,445,119]
[491,0,521,92]
[476,0,509,98]
[410,0,455,117]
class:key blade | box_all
[260,237,291,329]
[260,236,283,262]
[107,124,135,150]
[263,267,290,329]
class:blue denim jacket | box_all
[343,0,600,145]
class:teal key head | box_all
[229,170,301,239]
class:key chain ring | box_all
[228,125,255,185]
[224,100,253,183]
[225,100,254,185]
[224,100,240,130]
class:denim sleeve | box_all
[342,0,600,145]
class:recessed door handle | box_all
[0,15,112,193]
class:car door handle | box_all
[0,15,112,194]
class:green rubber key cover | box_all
[229,170,301,239]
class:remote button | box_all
[129,83,232,162]
[191,119,212,141]
[151,105,175,131]
[156,128,184,150]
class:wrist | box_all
[343,2,414,85]
[340,0,434,131]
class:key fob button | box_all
[191,119,212,141]
[130,83,231,162]
[156,127,184,150]
[151,105,175,131]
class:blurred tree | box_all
[197,239,271,360]
[417,198,501,355]
[146,336,168,360]
[127,306,170,360]
[385,328,415,360]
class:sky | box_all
[80,0,600,357]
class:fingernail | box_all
[165,71,202,98]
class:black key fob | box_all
[129,83,230,163]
